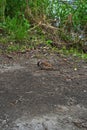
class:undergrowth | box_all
[0,0,87,59]
[5,15,30,40]
[52,47,87,60]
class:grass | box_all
[0,15,87,59]
[0,16,30,41]
[51,45,87,60]
[0,30,87,60]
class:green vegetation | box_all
[5,16,30,40]
[0,0,87,58]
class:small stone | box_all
[84,90,86,92]
[2,120,7,125]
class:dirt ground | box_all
[0,48,87,130]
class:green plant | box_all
[46,40,52,45]
[5,0,26,18]
[5,15,30,40]
[0,0,86,55]
[73,0,87,29]
[7,44,20,52]
[62,47,87,59]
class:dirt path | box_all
[0,50,87,130]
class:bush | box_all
[5,15,30,40]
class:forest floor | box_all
[0,46,87,130]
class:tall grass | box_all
[5,15,30,41]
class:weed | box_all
[5,15,30,41]
[46,40,52,45]
[7,44,20,52]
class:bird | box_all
[37,60,56,70]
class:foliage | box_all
[0,0,86,30]
[0,0,87,57]
[5,15,30,40]
[52,46,87,59]
[46,40,52,45]
[1,0,87,33]
[48,0,87,29]
[73,0,87,29]
[5,0,25,18]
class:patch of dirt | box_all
[0,49,87,130]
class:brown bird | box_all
[37,60,56,70]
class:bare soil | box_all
[0,48,87,130]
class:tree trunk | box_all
[0,0,6,23]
